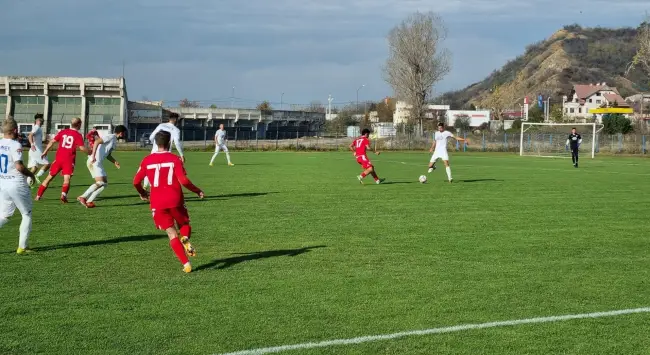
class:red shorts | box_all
[49,159,75,177]
[356,155,372,169]
[152,205,190,230]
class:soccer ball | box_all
[418,175,427,183]
[26,177,34,186]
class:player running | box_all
[0,117,36,254]
[144,112,184,189]
[27,114,50,184]
[133,131,204,273]
[350,128,385,184]
[427,122,469,183]
[565,127,582,168]
[77,125,128,208]
[209,123,234,166]
[36,118,88,203]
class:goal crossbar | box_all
[519,122,598,159]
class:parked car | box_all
[17,133,30,147]
[139,133,152,148]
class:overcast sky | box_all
[1,0,647,108]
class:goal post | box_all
[519,122,601,158]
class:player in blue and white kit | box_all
[209,124,234,166]
[427,122,469,183]
[0,117,36,254]
[144,112,184,189]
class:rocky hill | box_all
[439,24,650,109]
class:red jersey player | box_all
[350,128,385,184]
[133,130,204,273]
[36,118,88,203]
[86,126,99,150]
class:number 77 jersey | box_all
[133,151,190,210]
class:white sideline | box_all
[214,307,650,355]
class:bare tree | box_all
[479,75,524,127]
[627,14,650,76]
[308,100,325,113]
[179,98,200,108]
[384,12,451,134]
[256,101,272,111]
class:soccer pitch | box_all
[1,151,650,355]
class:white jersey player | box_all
[209,124,234,166]
[0,117,36,254]
[77,125,127,208]
[144,112,183,188]
[427,122,468,183]
[27,114,50,183]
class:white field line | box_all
[214,307,650,355]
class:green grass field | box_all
[1,151,649,355]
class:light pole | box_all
[356,84,365,114]
[281,93,284,110]
[231,86,235,108]
[327,94,333,117]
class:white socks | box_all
[82,183,99,199]
[88,185,106,203]
[19,212,32,249]
[35,169,45,178]
[428,168,433,173]
[210,151,231,164]
[445,167,452,181]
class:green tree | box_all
[602,113,634,134]
[209,104,217,109]
[549,104,565,122]
[527,105,544,122]
[453,114,471,133]
[510,118,522,132]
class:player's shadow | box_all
[193,192,278,201]
[98,194,142,201]
[32,234,165,252]
[381,181,417,185]
[195,245,326,271]
[458,179,502,183]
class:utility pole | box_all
[327,94,333,117]
[231,86,235,109]
[356,84,365,114]
[281,93,284,110]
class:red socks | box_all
[361,172,367,178]
[170,238,189,265]
[36,185,47,198]
[179,225,192,239]
[61,184,70,196]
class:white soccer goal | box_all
[519,122,602,158]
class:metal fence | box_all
[119,128,649,155]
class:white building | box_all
[562,83,629,121]
[392,101,450,125]
[1,76,127,136]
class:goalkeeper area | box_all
[520,122,601,158]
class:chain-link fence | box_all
[119,128,649,155]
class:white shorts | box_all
[0,184,32,220]
[28,150,49,168]
[430,150,449,162]
[216,143,228,152]
[87,157,107,178]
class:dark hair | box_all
[571,127,576,130]
[437,122,445,127]
[155,130,171,149]
[169,112,180,121]
[361,128,371,136]
[114,125,127,135]
[34,113,43,120]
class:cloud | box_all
[1,0,647,106]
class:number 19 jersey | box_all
[54,128,84,162]
[134,152,188,210]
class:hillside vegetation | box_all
[439,24,650,109]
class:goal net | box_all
[520,123,600,158]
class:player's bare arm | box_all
[41,140,55,159]
[106,154,120,169]
[452,135,469,145]
[429,141,436,153]
[28,131,36,151]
